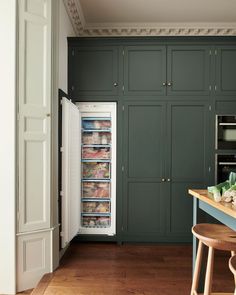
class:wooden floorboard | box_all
[21,242,235,295]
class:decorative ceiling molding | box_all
[63,0,236,36]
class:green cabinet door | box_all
[68,46,118,98]
[124,46,166,96]
[122,102,166,241]
[167,46,210,96]
[215,46,236,96]
[166,102,210,239]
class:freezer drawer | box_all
[82,181,110,199]
[82,216,111,228]
[82,146,111,159]
[82,118,111,130]
[82,162,110,179]
[82,131,111,145]
[82,201,110,213]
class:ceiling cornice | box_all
[63,0,236,37]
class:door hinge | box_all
[72,50,75,56]
[209,105,212,111]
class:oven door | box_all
[217,115,236,150]
[216,154,236,183]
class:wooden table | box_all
[189,189,236,230]
[189,189,236,294]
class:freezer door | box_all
[61,97,81,248]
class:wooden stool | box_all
[191,223,236,295]
[229,255,236,295]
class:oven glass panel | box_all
[217,115,236,150]
[217,154,236,183]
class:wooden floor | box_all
[21,242,235,295]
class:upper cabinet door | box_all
[69,46,118,98]
[167,46,210,96]
[215,46,236,96]
[124,46,166,96]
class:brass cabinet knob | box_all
[167,82,172,86]
[167,178,171,182]
[113,82,118,87]
[46,113,50,117]
[162,82,167,86]
[162,178,166,182]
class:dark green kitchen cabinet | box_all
[123,45,210,97]
[121,101,211,242]
[68,46,119,97]
[122,102,166,241]
[124,46,166,96]
[165,102,211,238]
[167,46,211,96]
[215,46,236,96]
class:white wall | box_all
[0,1,16,294]
[59,0,76,93]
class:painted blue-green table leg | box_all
[193,198,207,293]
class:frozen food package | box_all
[82,119,111,130]
[82,216,111,227]
[82,162,110,179]
[82,147,111,159]
[82,201,110,213]
[82,182,110,198]
[82,132,111,145]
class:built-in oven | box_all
[216,154,236,183]
[216,115,236,150]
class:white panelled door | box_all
[61,98,81,248]
[18,0,52,232]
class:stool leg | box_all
[231,251,236,288]
[204,246,214,295]
[191,240,204,295]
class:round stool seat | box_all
[192,223,236,251]
[229,255,236,276]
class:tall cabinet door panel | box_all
[18,0,52,233]
[125,182,164,235]
[166,102,210,238]
[125,103,165,180]
[167,46,210,96]
[122,102,166,240]
[124,46,166,96]
[169,103,209,182]
[69,46,118,97]
[215,46,236,96]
